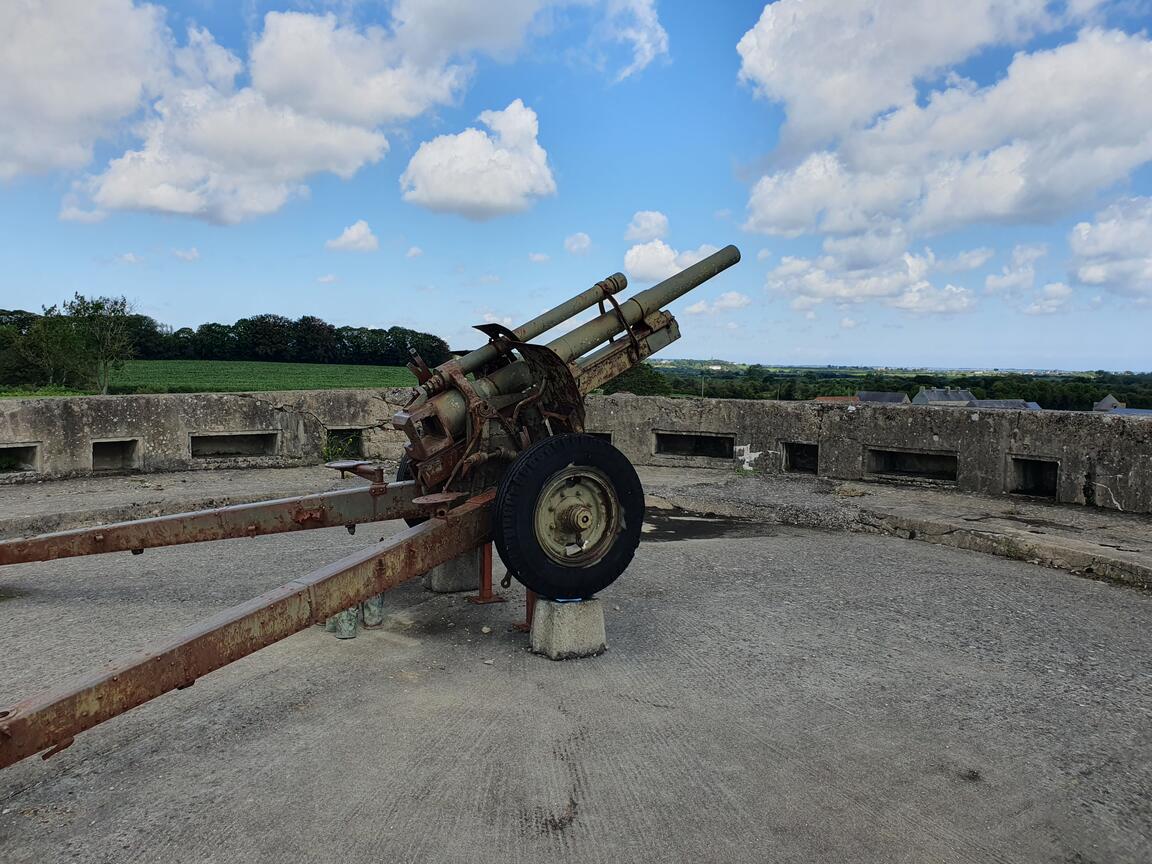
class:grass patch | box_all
[324,428,364,461]
[0,386,87,399]
[110,360,416,393]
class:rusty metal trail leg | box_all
[0,482,422,566]
[467,543,505,605]
[514,589,538,633]
[0,492,493,769]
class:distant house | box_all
[813,395,860,404]
[1109,408,1152,417]
[965,399,1043,410]
[1094,394,1126,412]
[856,390,910,404]
[912,387,976,405]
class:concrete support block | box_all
[422,547,482,593]
[530,598,607,660]
[361,593,386,628]
[330,607,359,639]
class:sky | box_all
[1,0,1151,372]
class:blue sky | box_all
[1,1,1150,371]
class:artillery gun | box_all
[0,244,741,769]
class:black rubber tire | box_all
[396,453,426,527]
[493,433,644,600]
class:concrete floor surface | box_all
[1,514,1149,863]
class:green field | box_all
[109,360,416,393]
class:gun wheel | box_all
[494,434,644,600]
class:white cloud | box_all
[1024,282,1073,315]
[327,219,379,252]
[625,210,669,241]
[482,311,514,326]
[173,24,243,91]
[400,99,556,219]
[985,244,1047,293]
[528,252,550,263]
[117,252,142,265]
[391,0,550,63]
[768,248,975,315]
[623,239,720,282]
[59,201,107,223]
[737,0,1099,149]
[937,247,995,273]
[565,232,592,255]
[714,291,752,310]
[172,247,200,262]
[840,317,858,330]
[251,12,466,127]
[756,249,772,262]
[89,86,387,224]
[1069,197,1152,298]
[82,25,388,224]
[0,0,167,180]
[406,245,424,258]
[745,151,920,237]
[56,7,563,224]
[822,230,909,271]
[684,291,753,315]
[317,274,338,284]
[389,0,668,81]
[6,1,671,225]
[744,29,1152,240]
[889,283,974,314]
[606,0,670,81]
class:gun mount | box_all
[0,244,741,769]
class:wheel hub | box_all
[534,466,621,565]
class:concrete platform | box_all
[2,464,1148,588]
[0,499,1149,862]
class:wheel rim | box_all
[533,465,621,566]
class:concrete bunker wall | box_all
[0,390,409,480]
[0,389,1149,513]
[585,394,1152,513]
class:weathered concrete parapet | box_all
[1,389,1150,514]
[0,388,408,482]
[586,394,816,472]
[584,394,1152,513]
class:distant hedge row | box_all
[0,305,452,392]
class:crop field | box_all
[110,360,416,393]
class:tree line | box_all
[603,363,1152,411]
[0,295,452,394]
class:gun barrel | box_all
[546,245,741,363]
[397,244,740,453]
[451,272,628,378]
